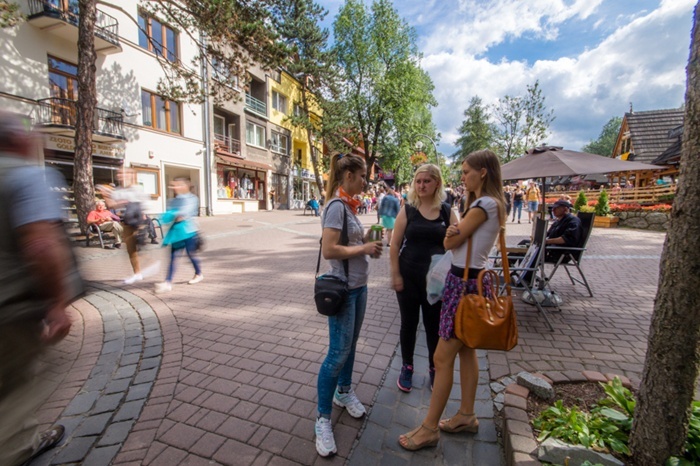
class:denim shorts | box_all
[528,201,539,212]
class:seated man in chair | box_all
[87,200,123,248]
[544,199,583,263]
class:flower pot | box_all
[593,215,619,228]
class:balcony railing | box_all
[34,98,125,140]
[28,0,120,48]
[214,133,241,155]
[245,93,267,117]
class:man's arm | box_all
[16,221,72,344]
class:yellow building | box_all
[268,69,323,205]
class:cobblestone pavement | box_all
[29,210,663,465]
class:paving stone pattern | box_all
[32,287,162,465]
[32,211,664,465]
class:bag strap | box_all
[462,200,512,297]
[315,199,349,279]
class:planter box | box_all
[594,216,619,228]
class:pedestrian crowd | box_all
[1,107,516,463]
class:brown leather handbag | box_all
[454,208,518,351]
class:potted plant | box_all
[593,189,619,227]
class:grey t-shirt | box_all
[322,199,369,289]
[2,161,65,228]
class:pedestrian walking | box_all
[526,182,540,223]
[398,149,504,451]
[512,186,523,223]
[378,185,401,246]
[0,111,73,465]
[155,178,203,293]
[99,168,159,284]
[390,164,457,393]
[314,153,383,458]
[504,186,512,219]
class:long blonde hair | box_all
[462,150,505,221]
[407,163,445,209]
[325,153,366,204]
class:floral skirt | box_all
[439,270,493,340]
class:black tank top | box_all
[399,203,450,265]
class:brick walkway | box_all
[28,210,663,465]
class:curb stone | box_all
[496,370,635,466]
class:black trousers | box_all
[396,257,441,370]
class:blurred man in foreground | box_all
[0,111,72,465]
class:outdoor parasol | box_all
[500,146,665,206]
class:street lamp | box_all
[414,134,441,170]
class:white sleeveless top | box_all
[451,196,500,269]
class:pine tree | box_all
[595,189,610,217]
[573,190,588,213]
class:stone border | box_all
[35,285,165,465]
[498,370,634,466]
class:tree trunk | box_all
[629,3,700,464]
[74,0,97,234]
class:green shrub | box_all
[595,189,611,217]
[579,205,595,213]
[574,190,588,213]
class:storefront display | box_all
[216,164,266,201]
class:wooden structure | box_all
[553,184,676,205]
[611,108,684,185]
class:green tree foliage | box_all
[131,0,289,104]
[0,1,22,28]
[582,116,623,157]
[453,96,495,162]
[492,80,555,163]
[574,190,588,213]
[331,0,437,179]
[595,189,611,217]
[272,0,335,193]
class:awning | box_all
[216,154,272,171]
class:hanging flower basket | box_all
[411,152,428,166]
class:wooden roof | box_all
[625,109,684,164]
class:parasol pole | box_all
[541,176,547,217]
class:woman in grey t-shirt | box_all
[314,153,383,458]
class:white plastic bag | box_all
[426,251,453,305]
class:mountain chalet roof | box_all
[625,109,684,164]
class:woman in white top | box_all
[399,149,505,451]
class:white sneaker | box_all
[188,274,204,284]
[124,273,143,285]
[314,417,337,457]
[333,388,366,418]
[155,282,172,294]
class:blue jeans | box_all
[528,201,539,212]
[166,235,202,281]
[512,201,523,220]
[317,285,367,417]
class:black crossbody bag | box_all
[314,200,349,316]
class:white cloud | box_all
[318,0,693,156]
[418,0,693,154]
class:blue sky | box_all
[315,0,694,157]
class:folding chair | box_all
[543,212,595,297]
[493,217,557,331]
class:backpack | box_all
[123,202,145,228]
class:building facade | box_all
[0,0,324,215]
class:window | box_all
[211,58,239,88]
[141,89,181,134]
[270,131,288,155]
[246,121,265,148]
[138,12,178,62]
[271,91,287,115]
[134,167,160,199]
[48,56,78,100]
[293,103,304,117]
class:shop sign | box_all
[45,135,125,158]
